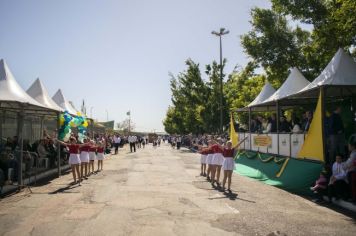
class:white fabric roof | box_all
[68,101,79,114]
[27,78,63,112]
[0,59,45,107]
[248,81,276,107]
[299,48,356,92]
[261,68,310,104]
[52,89,77,115]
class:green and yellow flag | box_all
[230,113,238,147]
[297,90,324,162]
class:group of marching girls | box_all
[198,139,241,193]
[57,137,106,185]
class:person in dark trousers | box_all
[270,114,277,133]
[176,136,182,150]
[329,107,345,163]
[128,135,136,153]
[328,154,348,202]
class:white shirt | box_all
[113,136,121,144]
[128,136,137,143]
[332,162,347,181]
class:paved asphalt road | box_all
[0,144,355,236]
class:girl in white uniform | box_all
[220,139,245,192]
[210,142,224,187]
[96,142,105,171]
[80,138,90,180]
[88,141,97,175]
[205,141,214,182]
[198,147,208,176]
[57,137,89,185]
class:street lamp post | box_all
[212,28,229,134]
[105,109,109,121]
[90,106,94,118]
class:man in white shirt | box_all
[176,136,182,150]
[113,134,121,155]
[128,135,137,153]
[328,155,348,202]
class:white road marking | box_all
[225,203,240,214]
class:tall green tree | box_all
[204,60,229,133]
[163,59,208,134]
[241,8,313,87]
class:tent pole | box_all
[40,116,44,139]
[0,107,3,147]
[321,86,326,163]
[18,105,25,187]
[248,108,252,150]
[276,101,280,155]
[57,112,61,177]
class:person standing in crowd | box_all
[205,141,214,182]
[291,118,302,133]
[88,141,97,175]
[328,154,348,202]
[137,136,142,149]
[271,114,277,132]
[221,140,243,193]
[176,136,182,149]
[279,116,291,133]
[57,137,89,185]
[113,134,121,155]
[80,139,91,180]
[303,111,313,132]
[128,135,137,153]
[210,140,224,187]
[96,142,105,171]
[329,106,345,163]
[142,138,146,148]
[262,118,272,134]
[198,145,208,177]
[343,135,356,203]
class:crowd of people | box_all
[311,135,356,203]
[249,110,313,134]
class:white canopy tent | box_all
[0,59,61,186]
[284,48,356,101]
[0,59,47,110]
[248,81,276,107]
[68,101,79,114]
[260,68,310,105]
[300,48,356,92]
[52,89,78,115]
[27,78,63,112]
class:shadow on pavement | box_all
[49,184,81,194]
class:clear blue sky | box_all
[0,0,271,132]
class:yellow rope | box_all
[236,151,287,165]
[257,152,274,162]
[276,158,290,178]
